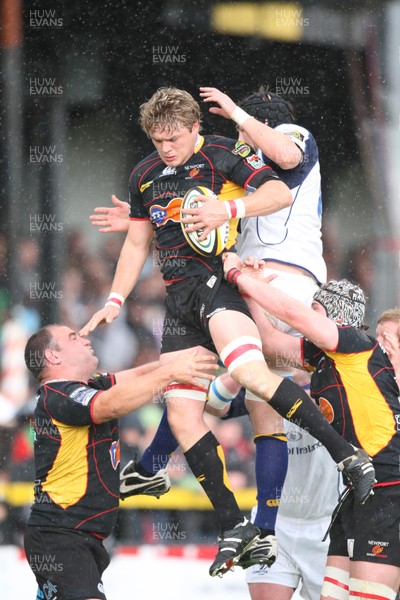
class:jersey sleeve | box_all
[333,326,375,354]
[128,180,150,220]
[274,124,308,153]
[44,375,116,426]
[301,338,324,370]
[213,137,281,193]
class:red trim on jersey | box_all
[90,391,105,425]
[130,216,149,221]
[243,168,272,189]
[198,149,217,189]
[91,427,119,499]
[75,505,119,529]
[223,343,262,368]
[128,155,161,183]
[137,159,164,190]
[374,479,400,487]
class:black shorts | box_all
[328,484,400,566]
[24,526,110,600]
[161,271,253,354]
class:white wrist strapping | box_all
[105,292,125,309]
[224,198,246,220]
[231,106,251,128]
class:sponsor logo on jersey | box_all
[70,386,87,398]
[70,387,97,406]
[246,154,266,169]
[109,440,120,470]
[189,167,200,178]
[149,197,182,226]
[160,166,177,177]
[184,163,204,170]
[285,129,304,142]
[367,540,389,558]
[232,141,252,157]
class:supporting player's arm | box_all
[223,253,339,351]
[92,351,217,423]
[181,179,291,241]
[80,219,153,335]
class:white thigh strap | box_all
[321,566,349,599]
[350,578,397,600]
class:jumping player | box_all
[81,87,375,577]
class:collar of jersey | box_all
[194,135,204,153]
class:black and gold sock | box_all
[184,431,243,532]
[268,379,354,464]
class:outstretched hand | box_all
[90,195,130,233]
[170,350,218,387]
[199,87,237,120]
[79,305,120,337]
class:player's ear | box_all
[191,121,200,134]
[44,347,61,366]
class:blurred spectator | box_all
[13,238,40,310]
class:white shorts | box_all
[261,269,319,337]
[246,514,331,600]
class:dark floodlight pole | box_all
[0,0,23,306]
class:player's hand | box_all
[169,350,218,387]
[222,252,242,273]
[90,195,130,233]
[180,195,228,241]
[381,332,400,371]
[199,87,237,120]
[79,305,120,336]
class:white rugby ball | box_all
[180,186,229,257]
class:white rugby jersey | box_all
[279,421,342,520]
[239,123,327,284]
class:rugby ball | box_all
[180,186,229,257]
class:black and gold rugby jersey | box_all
[302,327,400,483]
[128,135,279,282]
[28,374,119,538]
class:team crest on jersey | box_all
[150,197,182,226]
[110,440,120,470]
[232,141,252,157]
[318,397,334,423]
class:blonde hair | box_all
[139,87,201,137]
[377,308,400,325]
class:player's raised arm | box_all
[80,219,153,336]
[200,86,302,170]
